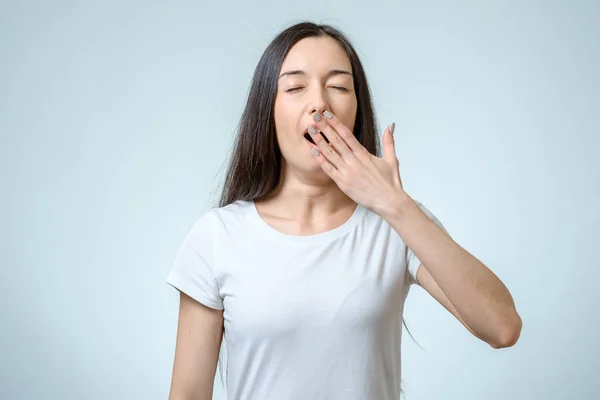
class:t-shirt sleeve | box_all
[406,200,450,286]
[166,210,224,310]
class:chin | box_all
[305,152,323,167]
[282,148,329,175]
[294,155,322,172]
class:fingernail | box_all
[323,110,333,120]
[313,112,322,122]
[308,126,317,135]
[390,122,395,135]
[312,147,320,156]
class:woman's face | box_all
[273,36,358,174]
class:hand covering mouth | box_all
[303,129,329,145]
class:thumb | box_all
[382,122,397,162]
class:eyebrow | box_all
[278,69,353,80]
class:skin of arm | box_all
[168,292,224,399]
[383,193,522,349]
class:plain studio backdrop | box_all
[1,1,598,399]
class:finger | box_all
[311,112,352,158]
[311,146,340,181]
[314,110,364,154]
[382,122,398,163]
[308,125,345,170]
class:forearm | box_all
[382,192,522,347]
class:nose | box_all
[308,86,330,115]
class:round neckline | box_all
[247,199,366,244]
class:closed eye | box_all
[286,86,349,93]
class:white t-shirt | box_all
[166,199,447,400]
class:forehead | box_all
[280,36,352,75]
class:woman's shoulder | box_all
[211,199,253,220]
[192,199,254,232]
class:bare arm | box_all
[415,263,482,339]
[384,194,522,348]
[168,292,224,400]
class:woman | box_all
[166,22,522,400]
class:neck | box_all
[257,167,356,221]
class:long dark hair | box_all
[211,21,420,394]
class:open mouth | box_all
[304,131,329,145]
[304,132,315,145]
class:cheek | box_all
[335,100,358,132]
[329,95,358,119]
[274,97,296,128]
[273,99,299,148]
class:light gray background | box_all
[1,1,598,399]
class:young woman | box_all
[166,21,522,400]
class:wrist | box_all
[379,190,415,220]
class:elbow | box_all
[490,312,522,349]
